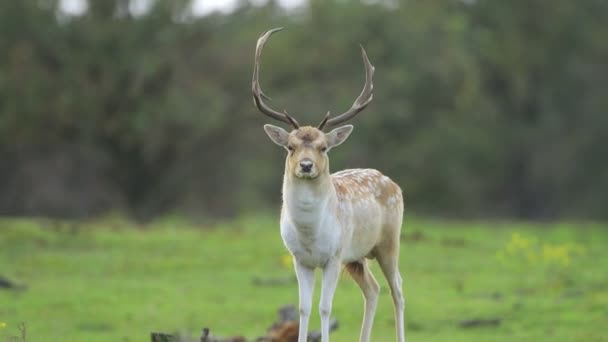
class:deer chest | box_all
[280,219,342,268]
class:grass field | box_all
[0,216,606,341]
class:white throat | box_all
[283,175,334,229]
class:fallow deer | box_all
[252,28,405,342]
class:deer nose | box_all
[299,160,313,173]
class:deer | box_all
[252,28,405,342]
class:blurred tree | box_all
[0,0,605,220]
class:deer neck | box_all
[282,170,335,229]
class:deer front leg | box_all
[319,259,341,342]
[294,260,315,342]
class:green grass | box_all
[0,216,607,341]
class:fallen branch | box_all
[258,304,338,342]
[150,305,339,342]
[0,275,27,291]
[150,332,176,342]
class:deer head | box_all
[253,28,375,180]
[263,125,354,179]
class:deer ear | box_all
[264,124,290,147]
[326,125,353,150]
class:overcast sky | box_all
[61,0,306,16]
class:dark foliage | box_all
[0,0,606,220]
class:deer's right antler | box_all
[252,28,300,129]
[318,45,375,130]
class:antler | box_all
[318,45,375,130]
[252,28,300,129]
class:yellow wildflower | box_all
[280,253,293,269]
[542,243,571,267]
[0,322,6,329]
[506,232,537,254]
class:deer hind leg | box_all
[345,259,380,342]
[376,240,405,342]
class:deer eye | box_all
[287,146,294,151]
[320,147,327,153]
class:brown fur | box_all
[266,321,299,342]
[292,127,323,143]
[332,169,403,209]
[345,261,365,279]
